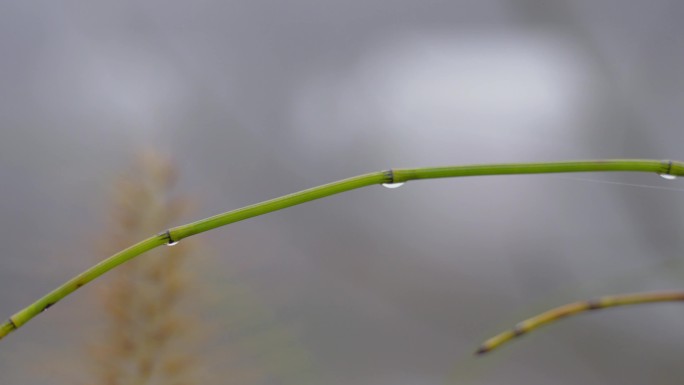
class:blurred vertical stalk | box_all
[91,151,198,385]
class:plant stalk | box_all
[1,159,682,341]
[476,291,684,355]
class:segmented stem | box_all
[1,159,682,341]
[476,291,684,355]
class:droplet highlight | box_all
[659,173,677,180]
[166,240,179,246]
[382,182,405,189]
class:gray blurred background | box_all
[2,1,684,384]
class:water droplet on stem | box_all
[659,173,677,180]
[382,182,405,189]
[167,240,179,246]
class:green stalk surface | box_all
[1,159,682,341]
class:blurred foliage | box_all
[89,151,199,385]
[83,151,314,385]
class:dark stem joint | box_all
[383,169,395,184]
[158,230,175,244]
[661,159,673,175]
[475,346,489,355]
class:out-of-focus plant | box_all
[475,290,684,354]
[84,151,313,385]
[89,152,199,385]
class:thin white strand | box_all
[551,175,684,193]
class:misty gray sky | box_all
[1,1,684,384]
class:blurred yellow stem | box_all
[476,291,684,355]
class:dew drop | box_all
[166,240,179,246]
[659,173,677,180]
[382,182,405,189]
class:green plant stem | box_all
[1,159,682,341]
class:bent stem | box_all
[1,159,683,341]
[476,290,684,355]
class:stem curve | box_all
[476,291,684,355]
[1,159,681,341]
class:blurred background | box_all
[1,1,684,384]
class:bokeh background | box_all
[2,1,684,384]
